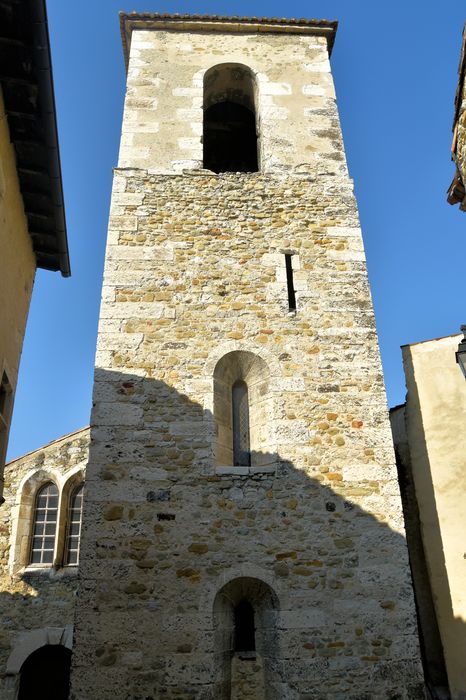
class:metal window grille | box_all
[30,482,58,565]
[65,484,83,565]
[232,380,251,466]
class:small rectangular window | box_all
[285,254,296,312]
[0,371,12,421]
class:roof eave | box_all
[0,0,70,277]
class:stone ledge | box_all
[215,466,276,476]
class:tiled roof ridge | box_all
[119,12,337,28]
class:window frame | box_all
[63,483,84,566]
[28,481,59,567]
[18,473,85,573]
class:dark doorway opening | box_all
[203,102,258,173]
[18,645,72,700]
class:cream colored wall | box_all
[403,334,466,700]
[0,89,36,474]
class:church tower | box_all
[71,14,425,699]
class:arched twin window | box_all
[203,63,259,173]
[29,481,84,567]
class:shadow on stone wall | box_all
[64,367,432,700]
[0,366,445,699]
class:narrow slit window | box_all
[285,254,296,312]
[234,599,256,653]
[232,380,251,467]
[29,482,58,566]
[65,484,84,565]
[0,371,11,420]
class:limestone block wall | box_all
[70,16,424,700]
[70,166,425,700]
[119,27,345,177]
[0,428,88,699]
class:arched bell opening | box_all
[213,577,280,700]
[203,63,259,173]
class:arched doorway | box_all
[213,577,280,699]
[18,645,71,700]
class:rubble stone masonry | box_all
[70,17,425,700]
[0,428,88,699]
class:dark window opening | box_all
[285,254,297,312]
[234,599,256,653]
[0,370,12,468]
[203,101,258,173]
[0,371,11,419]
[18,645,72,700]
[232,380,251,467]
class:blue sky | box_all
[6,1,466,460]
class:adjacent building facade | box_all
[391,334,466,700]
[0,427,88,699]
[448,22,466,210]
[66,13,425,700]
[0,0,70,496]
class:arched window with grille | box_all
[29,482,58,566]
[232,380,251,466]
[64,483,83,565]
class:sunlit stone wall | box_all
[70,16,425,700]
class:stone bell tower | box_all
[71,14,425,700]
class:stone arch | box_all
[203,63,259,173]
[213,577,280,700]
[6,626,73,675]
[213,351,275,468]
[204,341,281,383]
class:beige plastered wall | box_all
[402,334,466,699]
[0,88,36,475]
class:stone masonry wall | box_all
[71,167,425,700]
[118,29,345,177]
[0,428,88,699]
[71,19,425,700]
